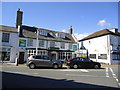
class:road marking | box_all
[59,69,89,72]
[32,73,39,74]
[106,67,109,77]
[66,74,110,78]
[80,69,89,72]
[110,67,120,87]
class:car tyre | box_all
[73,64,78,69]
[29,63,35,69]
[94,65,100,69]
[53,64,59,69]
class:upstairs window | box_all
[61,42,65,49]
[2,33,10,42]
[39,40,45,47]
[69,43,72,49]
[57,33,65,38]
[27,39,33,46]
[50,41,55,47]
[38,30,48,36]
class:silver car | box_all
[26,55,63,69]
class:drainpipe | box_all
[36,29,39,55]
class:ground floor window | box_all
[89,54,96,59]
[112,53,120,60]
[58,52,72,60]
[98,54,107,59]
[27,50,48,57]
[0,48,10,61]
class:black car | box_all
[26,55,63,69]
[66,57,101,69]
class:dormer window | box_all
[38,29,48,36]
[57,33,65,38]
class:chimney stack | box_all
[69,26,73,34]
[16,8,23,28]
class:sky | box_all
[1,2,118,39]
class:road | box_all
[0,63,120,89]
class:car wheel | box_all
[94,65,100,69]
[29,63,35,69]
[53,64,59,69]
[73,64,78,69]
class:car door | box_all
[42,56,52,67]
[78,57,85,68]
[34,55,45,67]
[82,58,93,68]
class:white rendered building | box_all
[78,28,120,65]
[0,25,19,63]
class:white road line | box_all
[106,67,109,77]
[80,69,89,72]
[59,69,89,72]
[66,74,110,78]
[32,73,39,74]
[110,67,120,87]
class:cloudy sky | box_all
[1,2,118,40]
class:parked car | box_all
[66,57,101,69]
[26,55,63,69]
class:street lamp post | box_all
[36,29,39,55]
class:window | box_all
[98,54,107,59]
[39,40,45,47]
[112,53,120,60]
[34,55,42,59]
[50,41,55,47]
[2,33,10,42]
[90,54,96,59]
[1,48,10,61]
[61,42,65,49]
[27,39,33,46]
[83,58,90,62]
[69,43,72,50]
[38,30,48,36]
[57,33,65,38]
[43,56,50,60]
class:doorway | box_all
[19,52,25,64]
[51,54,56,60]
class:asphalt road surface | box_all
[0,63,120,89]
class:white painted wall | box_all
[79,35,110,64]
[10,33,19,62]
[79,34,120,64]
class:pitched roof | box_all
[79,29,120,41]
[0,25,18,33]
[21,25,75,43]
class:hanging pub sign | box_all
[19,39,26,47]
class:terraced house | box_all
[0,25,19,63]
[0,25,76,63]
[18,25,76,64]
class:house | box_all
[18,25,76,63]
[0,25,76,63]
[0,25,19,63]
[78,28,120,65]
[0,8,77,63]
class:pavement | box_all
[0,62,120,67]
